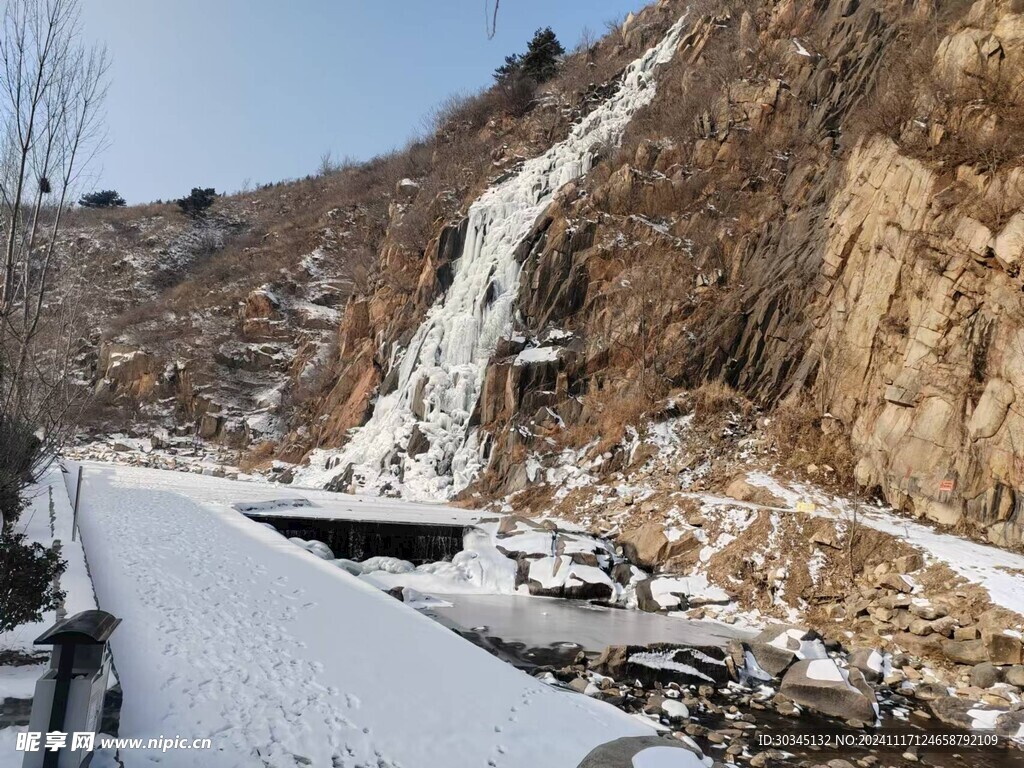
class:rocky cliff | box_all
[72,0,1024,549]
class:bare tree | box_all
[0,0,108,479]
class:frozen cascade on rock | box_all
[298,13,688,500]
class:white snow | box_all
[805,658,846,683]
[0,665,49,699]
[632,746,705,768]
[968,708,1001,730]
[69,462,654,767]
[648,576,730,609]
[514,346,560,365]
[296,13,690,500]
[0,465,96,657]
[660,699,690,720]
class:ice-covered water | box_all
[298,13,689,499]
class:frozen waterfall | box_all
[299,13,689,500]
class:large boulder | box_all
[779,659,879,723]
[617,522,699,569]
[746,624,827,678]
[928,696,999,730]
[996,710,1024,739]
[577,736,705,768]
[941,638,989,665]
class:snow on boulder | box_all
[398,587,452,610]
[779,658,879,723]
[360,556,415,574]
[617,521,699,569]
[331,558,365,576]
[635,575,730,612]
[660,699,690,721]
[847,648,889,684]
[745,624,827,678]
[526,556,615,601]
[287,537,334,560]
[577,735,706,768]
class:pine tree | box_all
[492,27,564,85]
[177,187,217,218]
[79,189,126,208]
[520,27,564,83]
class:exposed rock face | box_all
[806,136,1024,540]
[64,0,1024,552]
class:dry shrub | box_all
[561,388,651,455]
[239,440,277,473]
[691,379,749,425]
[768,397,856,488]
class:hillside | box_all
[71,0,1024,556]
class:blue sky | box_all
[80,1,649,204]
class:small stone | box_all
[954,626,980,641]
[894,554,925,574]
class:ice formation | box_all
[299,13,689,499]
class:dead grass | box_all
[767,397,857,490]
[239,440,277,473]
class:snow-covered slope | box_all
[71,463,654,767]
[297,13,689,500]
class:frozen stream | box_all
[425,594,753,658]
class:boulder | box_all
[970,662,1002,689]
[996,710,1024,739]
[724,476,784,507]
[634,575,728,612]
[617,522,698,569]
[592,645,629,680]
[928,696,981,730]
[908,601,946,620]
[660,699,690,721]
[983,632,1023,666]
[592,643,731,688]
[624,644,732,688]
[496,514,541,536]
[940,638,989,665]
[610,562,645,587]
[894,553,925,574]
[847,648,887,684]
[779,659,879,723]
[747,625,826,678]
[577,736,705,768]
[875,573,913,593]
[1004,665,1024,687]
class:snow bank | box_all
[72,463,655,767]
